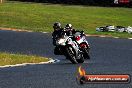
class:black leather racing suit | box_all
[52,28,64,46]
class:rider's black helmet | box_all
[65,24,72,29]
[53,22,61,29]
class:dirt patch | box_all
[0,27,32,32]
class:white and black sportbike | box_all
[53,32,84,64]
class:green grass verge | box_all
[0,1,132,38]
[0,52,49,66]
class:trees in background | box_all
[14,0,114,6]
[9,0,132,7]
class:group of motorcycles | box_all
[52,30,90,64]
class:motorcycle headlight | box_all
[58,39,65,45]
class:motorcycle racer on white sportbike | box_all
[53,31,84,64]
[52,23,90,64]
[64,24,90,59]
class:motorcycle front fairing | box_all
[65,37,80,58]
[74,32,89,46]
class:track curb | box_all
[0,58,59,68]
[0,27,132,39]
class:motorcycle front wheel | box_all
[65,46,78,64]
[76,53,84,63]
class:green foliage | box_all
[0,1,132,38]
[0,52,49,66]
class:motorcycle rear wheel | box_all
[83,48,90,59]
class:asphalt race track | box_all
[0,30,132,88]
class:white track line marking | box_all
[0,58,58,68]
[54,59,60,63]
[114,37,119,38]
[1,28,131,40]
[128,38,132,40]
[42,32,48,33]
[100,36,106,37]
